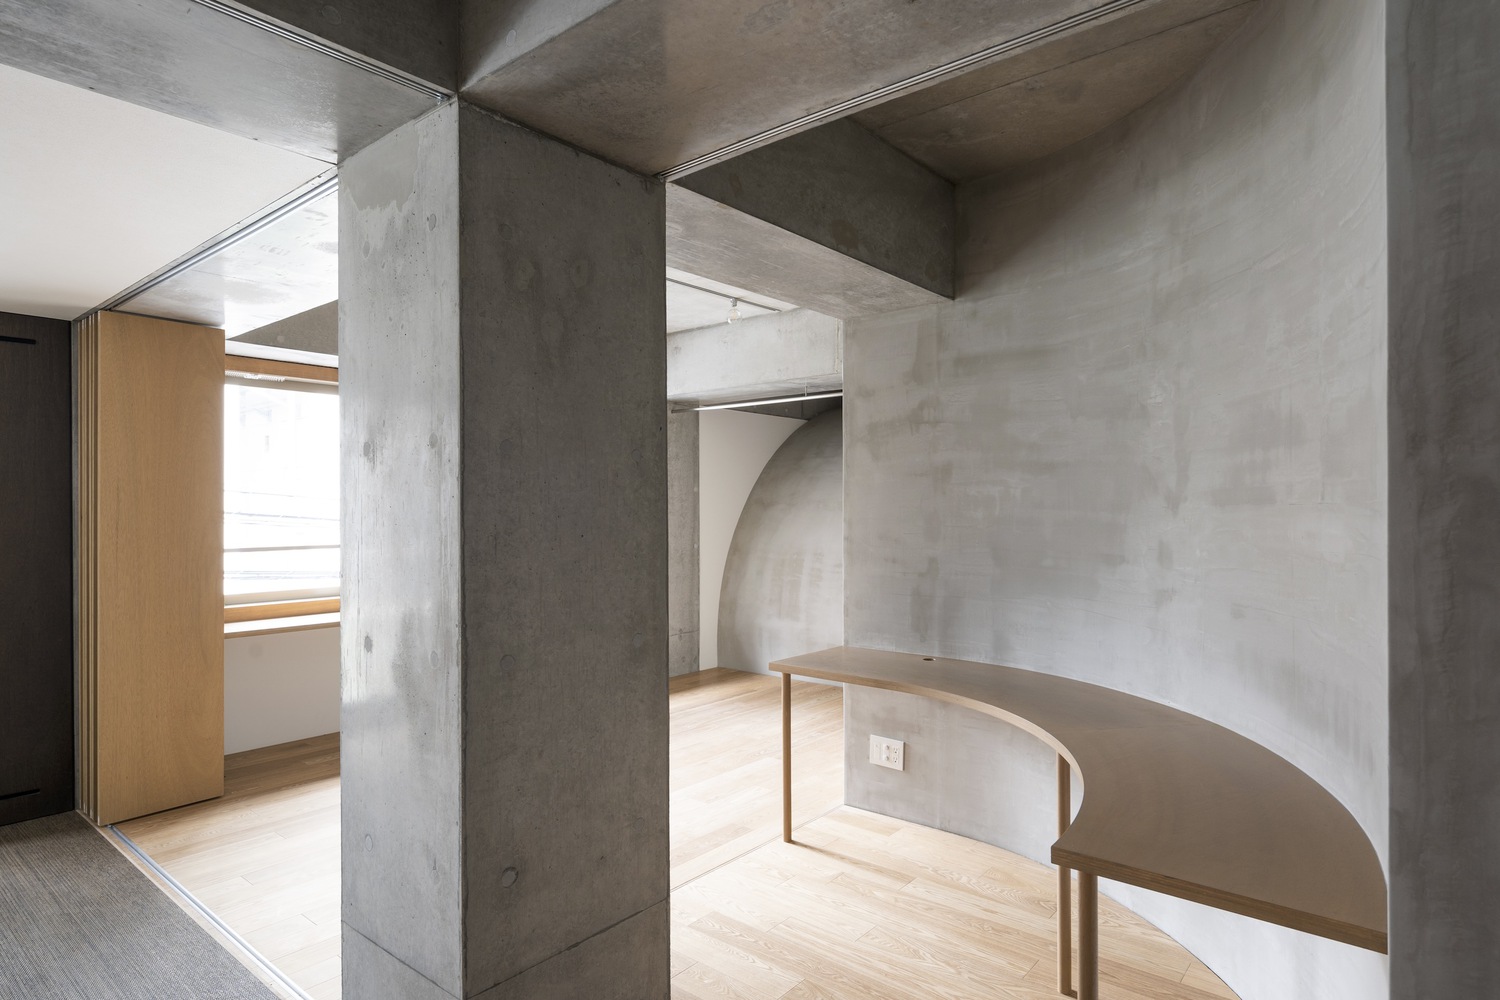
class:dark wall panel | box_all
[0,312,74,826]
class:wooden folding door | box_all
[77,311,224,825]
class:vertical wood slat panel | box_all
[88,313,99,822]
[77,315,91,822]
[77,313,99,823]
[77,311,224,825]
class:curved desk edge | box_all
[1049,848,1388,954]
[771,644,1389,994]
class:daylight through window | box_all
[224,376,339,604]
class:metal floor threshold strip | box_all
[109,825,316,1000]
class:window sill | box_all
[225,597,340,624]
[225,613,340,638]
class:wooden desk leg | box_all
[1057,755,1076,997]
[1079,872,1099,1000]
[781,672,793,844]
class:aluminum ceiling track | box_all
[665,276,785,313]
[658,0,1159,181]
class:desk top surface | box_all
[772,646,1386,953]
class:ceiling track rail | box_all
[674,390,843,414]
[665,276,784,313]
[94,172,339,317]
[186,0,449,102]
[658,0,1158,181]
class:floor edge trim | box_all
[109,824,318,1000]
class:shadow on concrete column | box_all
[339,101,668,1000]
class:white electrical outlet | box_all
[869,735,905,771]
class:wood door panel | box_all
[79,311,224,825]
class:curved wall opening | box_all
[717,409,844,675]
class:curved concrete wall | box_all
[699,409,803,669]
[842,1,1386,998]
[718,410,844,675]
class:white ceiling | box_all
[0,62,328,321]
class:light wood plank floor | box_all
[117,667,1237,1000]
[117,733,343,998]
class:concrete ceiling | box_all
[0,62,328,322]
[462,0,1261,178]
[853,0,1258,180]
[121,181,339,338]
[463,0,1152,175]
[0,0,444,165]
[0,0,1257,337]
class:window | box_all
[223,358,339,620]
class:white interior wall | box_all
[698,409,801,669]
[224,626,341,754]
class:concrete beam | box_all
[667,184,946,318]
[341,102,668,999]
[665,121,952,319]
[668,309,842,407]
[673,119,953,300]
[0,0,445,163]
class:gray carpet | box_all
[0,812,278,1000]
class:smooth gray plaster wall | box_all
[1388,1,1500,994]
[718,411,843,676]
[843,2,1387,998]
[341,102,668,1000]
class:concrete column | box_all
[1389,1,1500,994]
[339,102,668,1000]
[667,407,699,676]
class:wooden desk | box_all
[772,646,1387,1000]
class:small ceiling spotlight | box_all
[726,297,743,324]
